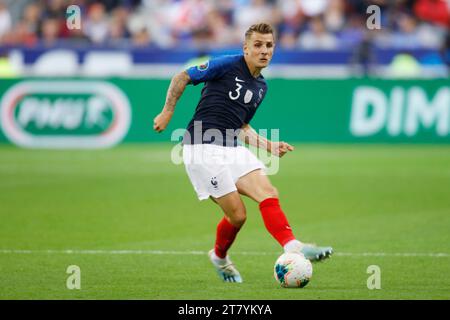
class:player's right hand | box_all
[153,110,173,132]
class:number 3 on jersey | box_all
[229,82,242,100]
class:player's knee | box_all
[229,208,247,227]
[262,185,278,200]
[231,214,246,227]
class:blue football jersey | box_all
[183,54,268,147]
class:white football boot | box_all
[208,249,243,283]
[284,240,333,262]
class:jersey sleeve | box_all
[186,55,241,86]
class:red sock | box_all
[259,198,296,246]
[214,217,241,259]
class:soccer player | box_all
[153,23,333,283]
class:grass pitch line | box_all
[0,249,449,258]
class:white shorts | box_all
[183,144,266,200]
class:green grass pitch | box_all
[0,144,449,299]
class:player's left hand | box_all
[271,141,294,157]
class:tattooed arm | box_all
[153,71,191,132]
[240,124,294,157]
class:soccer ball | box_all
[274,252,313,288]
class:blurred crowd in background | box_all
[0,0,448,50]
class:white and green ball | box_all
[274,252,313,288]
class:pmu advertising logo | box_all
[0,81,131,148]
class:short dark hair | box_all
[245,23,275,41]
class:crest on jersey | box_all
[197,61,209,71]
[211,177,218,189]
[244,89,253,104]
